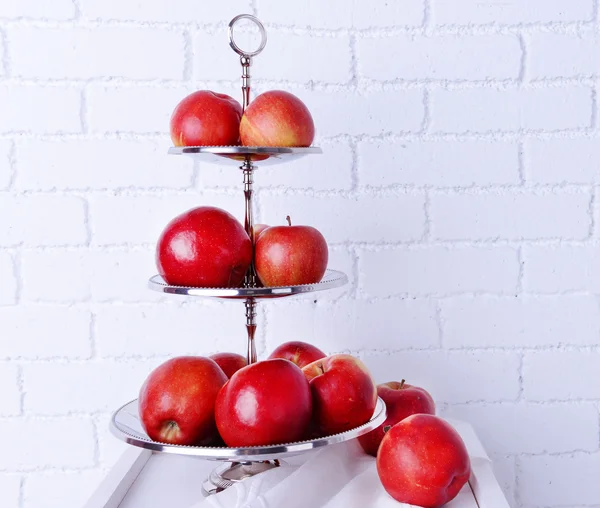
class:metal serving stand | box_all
[110,14,386,497]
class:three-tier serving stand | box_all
[110,14,386,497]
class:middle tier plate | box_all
[148,269,348,300]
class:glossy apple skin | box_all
[255,223,328,286]
[156,206,252,288]
[170,91,242,147]
[240,90,315,147]
[268,341,326,369]
[302,354,377,435]
[377,414,471,508]
[215,359,312,447]
[209,352,247,379]
[139,356,227,446]
[358,381,435,457]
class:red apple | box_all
[209,352,247,379]
[255,216,328,287]
[358,380,435,457]
[156,206,252,288]
[170,91,242,147]
[215,359,312,447]
[377,414,471,508]
[268,341,326,369]
[252,223,269,240]
[240,90,315,147]
[302,354,377,435]
[139,356,227,446]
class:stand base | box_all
[201,460,283,496]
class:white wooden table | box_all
[85,420,510,508]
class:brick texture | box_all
[0,2,597,507]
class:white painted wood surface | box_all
[85,420,511,508]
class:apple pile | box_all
[139,341,471,507]
[139,341,375,447]
[170,89,314,148]
[156,207,328,288]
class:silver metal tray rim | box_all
[110,397,387,461]
[168,146,322,155]
[148,269,348,299]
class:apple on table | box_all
[377,414,471,508]
[358,380,435,457]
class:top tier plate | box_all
[168,146,322,166]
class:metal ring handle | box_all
[228,14,267,57]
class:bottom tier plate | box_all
[110,398,386,462]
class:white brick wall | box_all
[0,418,95,469]
[361,247,520,296]
[432,0,594,25]
[359,35,521,81]
[431,190,592,240]
[258,0,425,29]
[431,88,593,133]
[518,453,600,507]
[442,403,600,454]
[0,1,75,20]
[10,28,185,80]
[24,471,105,508]
[0,86,81,134]
[0,2,597,507]
[0,475,20,508]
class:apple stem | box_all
[286,216,292,226]
[399,379,406,389]
[383,425,392,434]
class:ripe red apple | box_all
[139,356,227,446]
[377,414,471,508]
[215,359,312,447]
[302,354,377,435]
[358,380,435,457]
[252,223,269,240]
[255,216,328,287]
[268,341,326,369]
[240,90,315,147]
[209,352,247,379]
[156,206,252,288]
[170,90,242,147]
